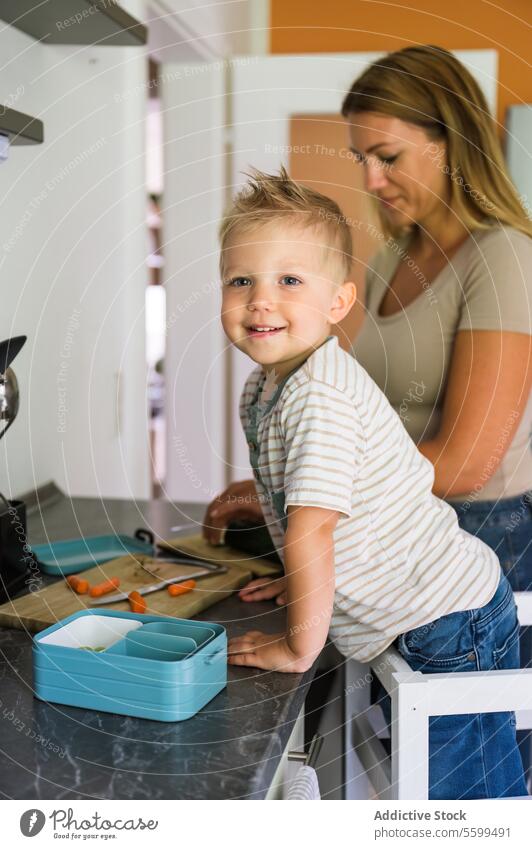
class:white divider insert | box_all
[38,615,143,649]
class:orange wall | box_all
[270,0,532,130]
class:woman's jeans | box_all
[449,490,532,613]
[378,569,527,799]
[450,492,532,782]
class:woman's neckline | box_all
[374,228,479,322]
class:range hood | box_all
[0,106,43,145]
[0,0,147,46]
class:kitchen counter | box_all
[0,488,316,799]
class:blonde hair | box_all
[218,165,353,281]
[341,44,532,240]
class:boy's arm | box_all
[228,504,339,673]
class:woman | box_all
[340,45,532,791]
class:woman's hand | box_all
[202,479,263,545]
[238,576,287,605]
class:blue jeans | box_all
[379,569,527,799]
[450,492,532,594]
[449,492,532,782]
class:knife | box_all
[90,563,228,605]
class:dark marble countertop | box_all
[0,490,315,800]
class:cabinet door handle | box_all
[288,732,323,768]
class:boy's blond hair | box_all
[218,165,353,282]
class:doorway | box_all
[146,58,165,498]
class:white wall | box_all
[147,0,268,60]
[0,1,150,501]
[506,105,532,217]
[161,62,227,504]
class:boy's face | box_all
[221,221,356,378]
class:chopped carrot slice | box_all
[167,579,196,597]
[89,577,120,598]
[128,590,147,614]
[66,575,90,594]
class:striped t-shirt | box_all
[239,334,500,662]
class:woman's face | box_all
[347,111,450,230]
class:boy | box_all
[215,166,526,798]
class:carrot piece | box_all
[66,575,90,594]
[128,590,147,614]
[167,579,196,597]
[89,577,120,598]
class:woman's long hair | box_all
[342,44,532,240]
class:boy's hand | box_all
[228,630,309,673]
[238,576,287,605]
[229,507,338,675]
[202,479,262,545]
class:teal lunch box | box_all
[32,609,227,722]
[30,530,155,576]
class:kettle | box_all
[0,336,36,602]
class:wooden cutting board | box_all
[0,536,282,633]
[158,533,282,578]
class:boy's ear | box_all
[329,281,357,325]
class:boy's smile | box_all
[221,221,356,378]
[246,324,287,338]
